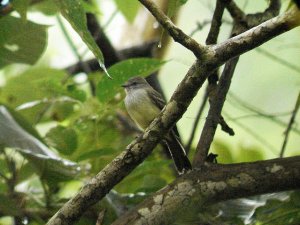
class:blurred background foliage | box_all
[0,0,299,224]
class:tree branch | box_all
[212,7,300,65]
[112,156,300,225]
[138,0,208,59]
[193,57,239,165]
[47,7,300,225]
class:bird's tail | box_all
[164,130,192,174]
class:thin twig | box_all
[280,92,300,157]
[228,92,300,136]
[256,47,300,74]
[138,0,208,59]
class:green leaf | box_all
[80,0,101,15]
[11,0,31,21]
[96,58,166,103]
[114,0,139,23]
[31,0,59,15]
[0,16,48,68]
[45,126,78,155]
[0,105,84,181]
[54,0,109,76]
[0,67,82,123]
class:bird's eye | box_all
[132,82,137,85]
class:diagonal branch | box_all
[138,0,208,59]
[193,57,239,165]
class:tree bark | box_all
[112,156,300,225]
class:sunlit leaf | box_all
[96,58,166,103]
[54,0,108,76]
[0,16,47,68]
[114,0,139,23]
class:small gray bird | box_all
[122,76,192,174]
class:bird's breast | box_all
[124,89,161,130]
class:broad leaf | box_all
[0,105,83,181]
[0,67,84,123]
[114,0,139,23]
[11,0,31,20]
[96,58,165,103]
[0,16,47,68]
[54,0,109,76]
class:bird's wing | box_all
[148,88,166,110]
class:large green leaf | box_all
[11,0,31,20]
[0,105,84,181]
[114,0,139,23]
[0,67,84,123]
[96,58,166,103]
[0,16,47,68]
[54,0,109,76]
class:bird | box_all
[122,76,192,174]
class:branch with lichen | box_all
[112,156,300,225]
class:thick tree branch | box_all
[112,156,300,225]
[47,8,300,225]
[138,0,208,59]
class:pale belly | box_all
[125,89,161,130]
